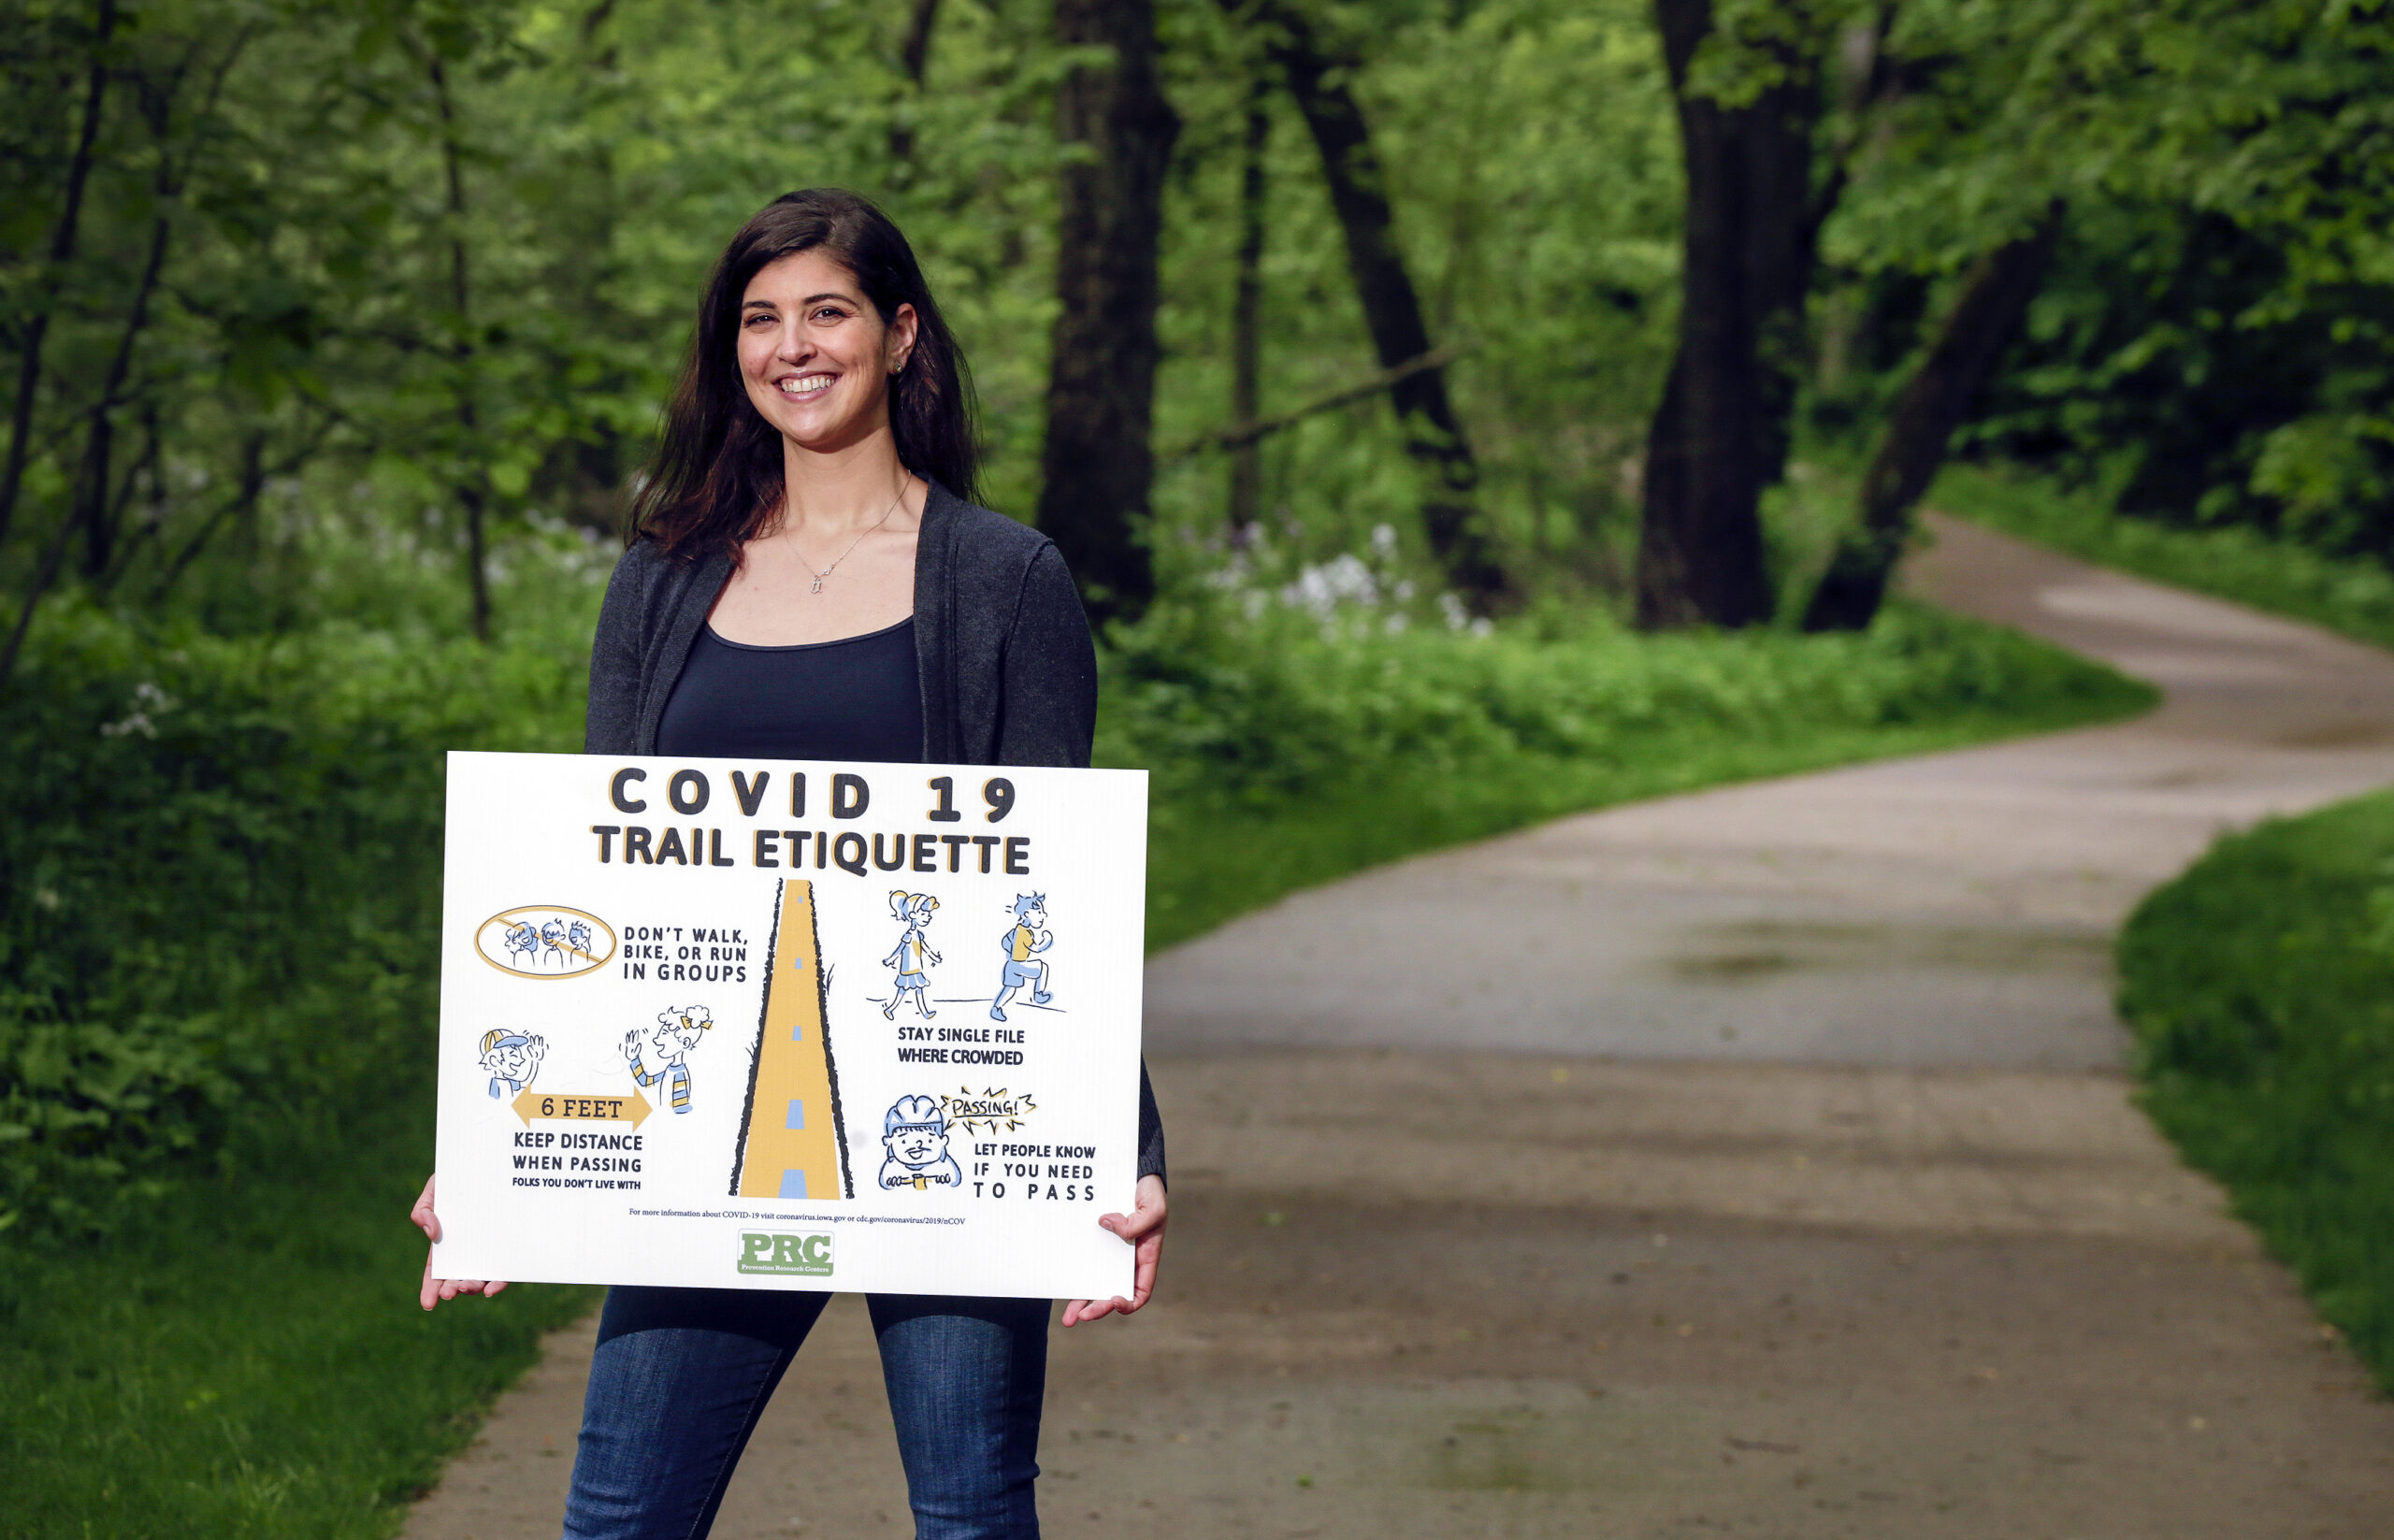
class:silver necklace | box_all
[795,476,908,594]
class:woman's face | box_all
[737,249,918,457]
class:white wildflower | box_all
[1282,554,1379,618]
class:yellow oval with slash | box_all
[476,905,617,978]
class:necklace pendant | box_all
[810,575,824,594]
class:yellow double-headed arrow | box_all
[511,1088,654,1129]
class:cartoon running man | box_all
[479,1029,546,1099]
[876,1095,963,1190]
[881,890,942,1020]
[625,1004,712,1114]
[989,893,1053,1022]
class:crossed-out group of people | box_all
[498,914,595,972]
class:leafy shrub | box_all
[0,605,587,1236]
[1103,582,2140,802]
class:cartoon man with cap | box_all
[479,1029,546,1099]
[877,1095,963,1191]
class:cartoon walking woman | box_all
[876,1095,963,1190]
[480,1029,546,1099]
[882,890,942,1020]
[625,1005,712,1115]
[989,893,1054,1021]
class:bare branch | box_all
[1168,342,1476,462]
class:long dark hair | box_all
[630,189,978,556]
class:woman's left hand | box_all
[412,1174,511,1312]
[1061,1174,1166,1327]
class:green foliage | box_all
[1149,0,1681,583]
[0,0,1695,644]
[0,596,592,1236]
[1816,0,2394,564]
[2117,789,2394,1391]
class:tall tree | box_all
[888,0,942,163]
[1037,0,1178,623]
[1634,0,1830,629]
[72,70,180,583]
[1802,203,2062,630]
[1235,0,1507,608]
[1,0,117,552]
[1227,69,1270,542]
[422,42,494,641]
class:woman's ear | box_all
[887,302,920,374]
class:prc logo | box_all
[738,1231,833,1277]
[476,905,617,978]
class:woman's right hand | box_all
[412,1174,511,1311]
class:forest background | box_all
[5,0,2394,1533]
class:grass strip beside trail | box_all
[1121,597,2153,949]
[0,1104,595,1538]
[1932,461,2394,653]
[0,597,2150,1537]
[2118,789,2394,1392]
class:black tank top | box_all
[654,616,923,764]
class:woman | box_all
[882,889,942,1020]
[411,188,1169,1540]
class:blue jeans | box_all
[561,1286,1048,1540]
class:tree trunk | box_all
[1239,0,1507,608]
[1635,0,1825,630]
[1037,0,1178,624]
[2,0,118,551]
[1802,203,2064,631]
[95,402,165,591]
[889,0,942,162]
[0,484,84,689]
[1228,72,1269,542]
[427,50,492,641]
[79,149,176,580]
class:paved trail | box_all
[409,517,2394,1540]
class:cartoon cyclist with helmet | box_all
[877,1096,963,1190]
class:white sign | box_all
[429,752,1148,1301]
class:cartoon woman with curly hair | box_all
[882,890,941,1020]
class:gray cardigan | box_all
[584,482,1164,1184]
